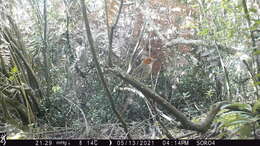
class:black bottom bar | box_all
[1,139,260,146]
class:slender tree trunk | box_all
[80,0,132,139]
[43,0,50,96]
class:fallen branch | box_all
[108,67,224,133]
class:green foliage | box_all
[8,66,18,81]
[2,0,260,139]
[253,100,260,114]
[52,85,62,93]
[216,101,260,139]
[205,89,215,99]
[197,28,210,36]
[176,68,216,102]
[223,102,252,112]
[38,97,70,127]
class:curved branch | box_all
[64,96,90,137]
[109,67,224,133]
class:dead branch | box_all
[108,67,224,133]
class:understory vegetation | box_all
[0,0,260,139]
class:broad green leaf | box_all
[218,111,252,124]
[11,66,18,74]
[238,124,252,138]
[217,109,229,115]
[253,50,260,55]
[255,74,260,78]
[223,103,252,113]
[253,19,260,26]
[228,119,252,126]
[249,8,257,13]
[253,100,260,114]
[254,81,260,86]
